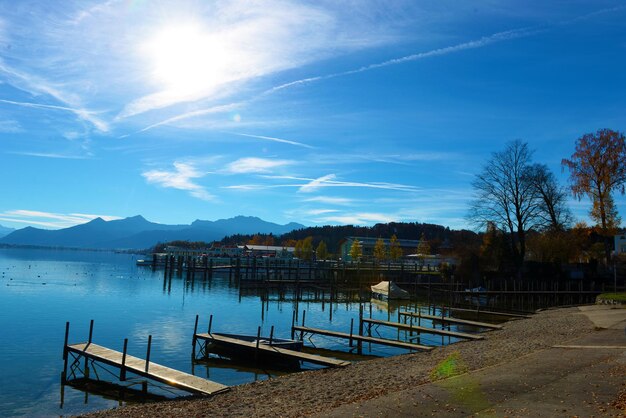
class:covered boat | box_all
[371,280,410,300]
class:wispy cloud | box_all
[0,119,21,133]
[302,196,355,205]
[0,63,109,132]
[267,26,541,94]
[315,212,397,225]
[0,209,121,229]
[7,151,91,160]
[142,161,214,201]
[299,174,419,193]
[231,133,314,149]
[225,157,293,174]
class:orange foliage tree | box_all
[562,129,626,261]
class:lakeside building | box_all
[164,244,295,259]
[615,232,626,255]
[339,237,421,261]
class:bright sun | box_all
[144,23,238,94]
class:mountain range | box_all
[0,224,15,239]
[0,215,304,250]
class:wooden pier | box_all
[194,332,350,368]
[63,321,228,396]
[399,310,504,330]
[448,307,532,319]
[361,317,485,340]
[292,325,434,351]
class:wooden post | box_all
[62,322,70,383]
[145,335,152,373]
[269,325,274,345]
[291,310,296,340]
[255,326,261,363]
[120,338,128,381]
[192,314,199,358]
[208,314,213,335]
[357,304,363,355]
[349,318,354,347]
[88,319,94,345]
[300,310,306,341]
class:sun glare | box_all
[144,23,238,94]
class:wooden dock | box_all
[361,318,485,340]
[399,311,504,330]
[66,342,229,396]
[195,333,350,368]
[292,325,434,351]
[449,307,532,319]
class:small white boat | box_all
[371,280,410,300]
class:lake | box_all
[0,248,466,417]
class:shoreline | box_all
[83,305,624,417]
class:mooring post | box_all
[255,326,261,364]
[192,314,199,358]
[269,325,274,345]
[120,338,128,381]
[62,321,70,383]
[145,335,152,373]
[357,304,363,355]
[88,319,94,345]
[208,314,213,335]
[300,310,306,341]
[291,310,296,340]
[349,318,354,347]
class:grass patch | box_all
[597,293,626,302]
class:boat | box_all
[135,259,152,266]
[204,333,303,368]
[370,280,410,300]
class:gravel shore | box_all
[83,307,594,417]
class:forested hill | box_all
[221,222,479,254]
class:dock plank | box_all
[449,307,532,319]
[399,311,504,330]
[291,326,434,351]
[195,333,350,368]
[361,318,485,340]
[67,343,228,395]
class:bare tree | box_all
[528,164,572,231]
[469,140,544,276]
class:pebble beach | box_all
[83,306,602,417]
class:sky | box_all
[0,0,625,231]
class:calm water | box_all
[0,248,463,417]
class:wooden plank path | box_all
[66,343,229,396]
[292,325,434,351]
[399,311,504,330]
[195,333,350,368]
[361,318,485,340]
[449,307,532,319]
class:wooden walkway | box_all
[66,343,229,396]
[361,318,485,340]
[292,325,434,351]
[399,311,504,330]
[195,333,350,368]
[449,307,532,319]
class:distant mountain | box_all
[0,224,15,239]
[0,215,305,250]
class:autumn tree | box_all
[389,234,403,260]
[373,238,387,262]
[349,239,362,261]
[469,140,550,276]
[562,129,626,261]
[416,232,431,255]
[298,237,313,261]
[316,240,329,260]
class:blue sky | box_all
[0,0,625,230]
